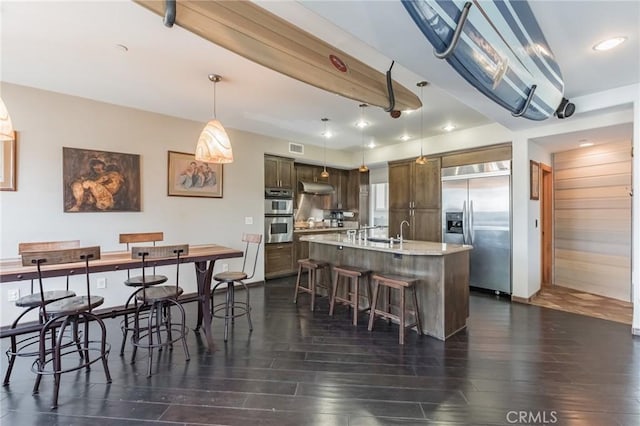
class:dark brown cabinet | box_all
[296,164,328,185]
[264,242,294,278]
[264,155,294,189]
[329,169,348,210]
[388,157,441,241]
[346,169,369,226]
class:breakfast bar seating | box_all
[329,265,372,326]
[293,258,330,311]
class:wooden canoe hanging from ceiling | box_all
[134,0,422,115]
[402,0,574,120]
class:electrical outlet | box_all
[222,263,229,272]
[245,216,253,225]
[96,277,107,289]
[7,289,20,302]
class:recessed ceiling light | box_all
[368,142,376,149]
[593,37,626,51]
[442,124,456,132]
[115,44,129,52]
[356,120,369,128]
[322,130,333,139]
[579,141,594,148]
[400,134,411,141]
[403,109,415,114]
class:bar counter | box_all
[301,233,472,340]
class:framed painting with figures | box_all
[63,147,141,212]
[167,150,223,198]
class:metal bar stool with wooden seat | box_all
[118,232,168,356]
[3,240,81,386]
[24,246,112,409]
[129,244,190,377]
[210,233,262,342]
[293,258,331,311]
[329,265,372,326]
[367,273,423,344]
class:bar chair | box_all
[118,232,168,356]
[23,246,111,409]
[129,244,190,377]
[329,265,373,326]
[293,258,331,311]
[3,240,80,386]
[211,234,262,342]
[367,273,423,344]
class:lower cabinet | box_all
[264,242,294,279]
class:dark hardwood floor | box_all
[1,276,639,425]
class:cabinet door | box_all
[413,157,441,209]
[388,161,411,210]
[278,159,295,189]
[296,164,316,184]
[412,209,441,242]
[265,243,294,277]
[264,156,279,188]
[328,169,341,209]
[388,209,410,239]
[345,169,360,211]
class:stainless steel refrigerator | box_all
[441,161,511,294]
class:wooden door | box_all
[278,158,294,189]
[541,163,553,286]
[264,156,279,188]
[388,161,411,210]
[413,209,441,241]
[413,158,441,209]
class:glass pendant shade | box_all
[0,97,15,141]
[320,168,329,178]
[195,119,234,163]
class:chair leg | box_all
[3,336,17,386]
[309,269,315,312]
[224,284,231,342]
[146,303,155,377]
[73,319,84,361]
[131,304,142,364]
[165,303,173,350]
[173,300,190,361]
[293,264,303,304]
[367,280,380,332]
[82,317,90,368]
[399,288,406,345]
[242,281,253,332]
[412,286,423,335]
[329,270,340,317]
[230,283,236,324]
[120,290,139,356]
[353,277,359,326]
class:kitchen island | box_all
[301,233,472,340]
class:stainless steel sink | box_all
[367,237,391,243]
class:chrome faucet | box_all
[400,220,410,243]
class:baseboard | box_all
[511,289,540,304]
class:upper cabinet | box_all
[388,158,441,241]
[296,164,329,184]
[265,155,294,189]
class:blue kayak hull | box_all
[402,0,565,121]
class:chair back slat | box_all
[119,232,164,245]
[19,240,80,254]
[131,244,188,260]
[240,234,262,280]
[21,246,101,266]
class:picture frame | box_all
[0,132,17,191]
[167,150,223,198]
[530,160,540,200]
[63,147,141,212]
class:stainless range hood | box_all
[298,181,335,194]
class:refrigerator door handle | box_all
[469,200,474,245]
[462,200,468,244]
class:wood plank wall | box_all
[553,140,632,301]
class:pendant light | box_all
[195,74,234,163]
[415,81,428,165]
[0,97,14,141]
[358,104,369,173]
[320,118,330,178]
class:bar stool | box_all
[293,258,330,311]
[23,246,112,409]
[129,244,190,377]
[3,240,80,386]
[118,232,168,356]
[329,265,372,326]
[211,233,262,342]
[367,273,423,344]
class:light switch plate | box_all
[97,278,107,289]
[245,216,253,225]
[7,289,20,302]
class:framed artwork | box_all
[530,160,540,200]
[63,147,141,212]
[167,151,223,198]
[0,132,16,191]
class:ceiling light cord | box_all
[359,104,368,172]
[416,81,428,165]
[321,118,329,177]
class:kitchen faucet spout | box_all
[400,220,410,243]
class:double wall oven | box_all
[264,188,293,244]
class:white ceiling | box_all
[1,1,638,153]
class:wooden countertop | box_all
[300,233,472,256]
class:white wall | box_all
[0,83,289,326]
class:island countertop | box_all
[300,233,472,256]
